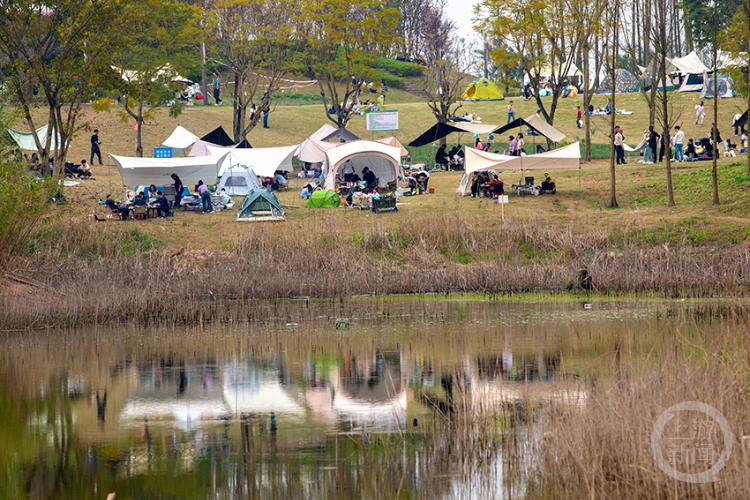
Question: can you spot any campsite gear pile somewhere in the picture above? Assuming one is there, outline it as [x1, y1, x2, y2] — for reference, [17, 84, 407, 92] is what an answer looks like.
[371, 193, 398, 213]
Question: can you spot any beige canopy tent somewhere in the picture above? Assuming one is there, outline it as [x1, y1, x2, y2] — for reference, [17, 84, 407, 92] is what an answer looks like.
[492, 114, 565, 144]
[295, 138, 340, 164]
[456, 142, 581, 196]
[320, 140, 403, 190]
[376, 136, 409, 157]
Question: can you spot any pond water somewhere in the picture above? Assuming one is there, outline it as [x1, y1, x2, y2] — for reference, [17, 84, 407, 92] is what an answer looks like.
[0, 299, 733, 499]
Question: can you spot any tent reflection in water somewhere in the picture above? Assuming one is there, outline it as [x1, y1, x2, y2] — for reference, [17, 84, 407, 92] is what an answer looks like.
[236, 186, 285, 222]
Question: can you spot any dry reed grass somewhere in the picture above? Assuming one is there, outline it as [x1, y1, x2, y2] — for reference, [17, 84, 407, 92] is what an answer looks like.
[527, 312, 750, 499]
[2, 212, 750, 330]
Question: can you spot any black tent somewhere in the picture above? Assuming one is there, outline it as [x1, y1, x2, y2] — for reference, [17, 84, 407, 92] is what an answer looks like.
[493, 118, 541, 137]
[236, 138, 252, 149]
[735, 110, 747, 129]
[408, 122, 472, 147]
[321, 127, 361, 143]
[200, 126, 234, 146]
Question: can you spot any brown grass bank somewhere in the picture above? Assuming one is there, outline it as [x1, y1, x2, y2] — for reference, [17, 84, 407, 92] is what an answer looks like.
[2, 213, 750, 330]
[527, 313, 750, 499]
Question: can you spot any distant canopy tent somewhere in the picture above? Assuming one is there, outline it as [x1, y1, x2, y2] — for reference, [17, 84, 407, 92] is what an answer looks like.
[236, 187, 285, 222]
[109, 153, 229, 186]
[493, 114, 566, 143]
[206, 144, 297, 178]
[461, 78, 505, 101]
[189, 138, 252, 157]
[408, 122, 497, 147]
[159, 125, 198, 153]
[376, 136, 409, 157]
[215, 166, 262, 197]
[7, 125, 61, 151]
[598, 68, 639, 93]
[320, 140, 403, 190]
[295, 139, 341, 164]
[200, 126, 235, 146]
[321, 127, 361, 142]
[456, 142, 581, 196]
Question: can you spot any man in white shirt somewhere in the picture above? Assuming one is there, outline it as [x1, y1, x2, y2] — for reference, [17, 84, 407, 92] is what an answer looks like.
[342, 160, 355, 182]
[673, 125, 685, 162]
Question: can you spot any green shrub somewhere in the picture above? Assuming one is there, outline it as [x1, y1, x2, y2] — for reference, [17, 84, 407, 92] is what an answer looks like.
[374, 57, 425, 77]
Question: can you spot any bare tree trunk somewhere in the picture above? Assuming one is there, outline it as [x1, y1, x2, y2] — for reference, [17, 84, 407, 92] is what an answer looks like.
[712, 23, 720, 205]
[201, 42, 209, 107]
[608, 2, 619, 209]
[584, 42, 592, 162]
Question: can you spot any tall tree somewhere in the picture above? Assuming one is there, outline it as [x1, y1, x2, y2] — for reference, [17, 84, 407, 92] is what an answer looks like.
[477, 0, 582, 149]
[208, 0, 301, 142]
[606, 0, 620, 209]
[0, 0, 122, 175]
[653, 0, 680, 207]
[711, 0, 720, 205]
[568, 0, 606, 162]
[102, 0, 198, 157]
[302, 0, 400, 129]
[725, 2, 750, 176]
[418, 0, 474, 137]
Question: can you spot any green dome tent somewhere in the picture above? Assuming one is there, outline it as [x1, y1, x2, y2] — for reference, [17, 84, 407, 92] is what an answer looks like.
[236, 187, 285, 222]
[305, 190, 340, 208]
[461, 78, 505, 101]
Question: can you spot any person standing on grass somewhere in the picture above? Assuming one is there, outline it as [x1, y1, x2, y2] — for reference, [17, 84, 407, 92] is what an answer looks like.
[197, 180, 212, 213]
[695, 101, 705, 126]
[516, 133, 525, 155]
[509, 135, 517, 156]
[90, 129, 102, 165]
[507, 101, 515, 124]
[171, 173, 183, 209]
[576, 106, 582, 128]
[263, 107, 269, 128]
[733, 113, 745, 136]
[522, 69, 531, 100]
[674, 126, 685, 162]
[212, 72, 222, 106]
[614, 126, 625, 165]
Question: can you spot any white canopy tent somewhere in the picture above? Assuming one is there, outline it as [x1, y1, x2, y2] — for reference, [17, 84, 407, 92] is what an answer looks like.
[159, 125, 198, 153]
[189, 138, 241, 157]
[8, 125, 61, 151]
[457, 143, 581, 195]
[206, 144, 297, 177]
[537, 62, 583, 78]
[110, 153, 229, 186]
[320, 140, 403, 190]
[646, 51, 710, 92]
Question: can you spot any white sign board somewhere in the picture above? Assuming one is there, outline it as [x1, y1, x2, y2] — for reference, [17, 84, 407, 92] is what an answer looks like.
[366, 110, 399, 131]
[498, 195, 509, 204]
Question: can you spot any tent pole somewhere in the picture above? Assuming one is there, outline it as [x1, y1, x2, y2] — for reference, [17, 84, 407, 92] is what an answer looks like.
[578, 163, 581, 193]
[108, 155, 111, 196]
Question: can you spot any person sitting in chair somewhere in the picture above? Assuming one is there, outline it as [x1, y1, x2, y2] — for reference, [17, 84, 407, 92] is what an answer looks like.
[488, 176, 504, 198]
[214, 188, 232, 210]
[79, 159, 92, 179]
[104, 194, 118, 212]
[133, 193, 147, 207]
[435, 144, 449, 169]
[541, 173, 555, 193]
[362, 167, 377, 189]
[155, 191, 170, 218]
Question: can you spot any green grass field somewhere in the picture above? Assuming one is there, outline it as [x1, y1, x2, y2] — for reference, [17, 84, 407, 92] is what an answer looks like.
[15, 90, 750, 253]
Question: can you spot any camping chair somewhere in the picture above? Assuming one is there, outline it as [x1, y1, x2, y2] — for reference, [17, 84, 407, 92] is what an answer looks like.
[133, 205, 148, 220]
[512, 176, 534, 196]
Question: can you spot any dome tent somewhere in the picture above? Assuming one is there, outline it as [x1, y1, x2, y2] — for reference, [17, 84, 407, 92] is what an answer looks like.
[598, 68, 639, 93]
[461, 78, 505, 101]
[305, 190, 340, 208]
[236, 187, 285, 222]
[215, 166, 261, 197]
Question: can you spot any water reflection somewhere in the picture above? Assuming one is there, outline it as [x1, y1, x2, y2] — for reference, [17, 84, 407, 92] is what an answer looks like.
[0, 299, 722, 499]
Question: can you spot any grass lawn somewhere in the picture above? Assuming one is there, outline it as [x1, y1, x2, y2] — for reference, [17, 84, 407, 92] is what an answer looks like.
[14, 90, 750, 253]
